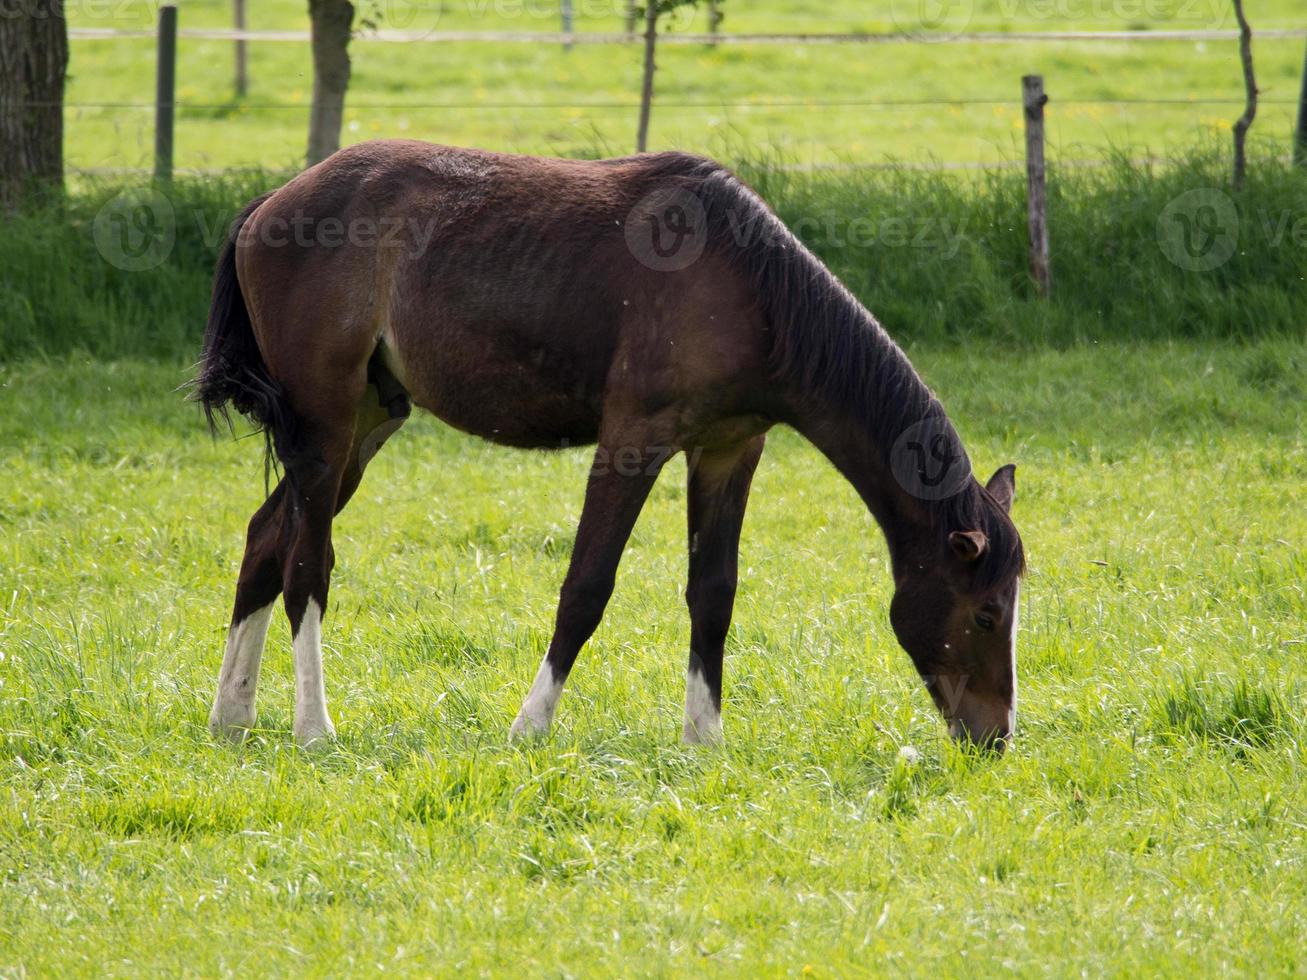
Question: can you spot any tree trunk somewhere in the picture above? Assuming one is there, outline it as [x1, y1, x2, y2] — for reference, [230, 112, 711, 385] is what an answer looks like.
[235, 0, 248, 98]
[0, 0, 68, 213]
[1294, 40, 1307, 169]
[306, 0, 354, 167]
[636, 2, 657, 152]
[1231, 0, 1257, 190]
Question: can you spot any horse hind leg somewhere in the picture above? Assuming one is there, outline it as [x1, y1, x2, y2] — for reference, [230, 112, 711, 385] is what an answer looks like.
[333, 352, 411, 516]
[282, 352, 410, 746]
[209, 479, 288, 741]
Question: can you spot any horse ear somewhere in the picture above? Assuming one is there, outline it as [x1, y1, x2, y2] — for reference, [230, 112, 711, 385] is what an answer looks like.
[949, 530, 988, 563]
[986, 463, 1016, 512]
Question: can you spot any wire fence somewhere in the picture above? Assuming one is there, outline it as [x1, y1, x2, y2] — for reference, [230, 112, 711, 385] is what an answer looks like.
[62, 19, 1307, 172]
[68, 27, 1307, 43]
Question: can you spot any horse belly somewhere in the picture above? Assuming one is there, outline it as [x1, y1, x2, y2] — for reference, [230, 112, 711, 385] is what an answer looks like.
[384, 318, 608, 449]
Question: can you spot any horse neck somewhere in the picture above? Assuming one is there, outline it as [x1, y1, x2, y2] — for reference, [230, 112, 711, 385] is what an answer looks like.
[771, 303, 948, 573]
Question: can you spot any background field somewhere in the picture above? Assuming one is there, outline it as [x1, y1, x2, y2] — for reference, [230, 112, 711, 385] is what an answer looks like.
[3, 0, 1307, 974]
[65, 0, 1307, 170]
[1, 341, 1305, 974]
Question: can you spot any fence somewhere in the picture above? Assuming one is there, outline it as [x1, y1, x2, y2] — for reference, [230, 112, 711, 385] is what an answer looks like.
[68, 17, 1307, 175]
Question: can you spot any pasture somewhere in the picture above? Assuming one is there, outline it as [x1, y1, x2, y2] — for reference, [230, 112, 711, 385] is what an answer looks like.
[2, 336, 1305, 972]
[64, 0, 1307, 169]
[4, 0, 1307, 970]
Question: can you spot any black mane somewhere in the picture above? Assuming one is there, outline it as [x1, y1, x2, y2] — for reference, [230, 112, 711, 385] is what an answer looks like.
[644, 153, 1025, 590]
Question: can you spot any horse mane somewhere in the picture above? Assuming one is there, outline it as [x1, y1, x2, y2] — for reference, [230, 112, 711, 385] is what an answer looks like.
[636, 152, 1025, 589]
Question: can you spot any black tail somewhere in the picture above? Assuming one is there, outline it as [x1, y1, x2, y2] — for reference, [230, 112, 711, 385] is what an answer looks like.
[192, 192, 297, 479]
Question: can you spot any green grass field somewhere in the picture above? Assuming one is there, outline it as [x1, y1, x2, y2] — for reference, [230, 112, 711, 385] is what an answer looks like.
[1, 337, 1305, 973]
[64, 0, 1307, 170]
[5, 0, 1307, 970]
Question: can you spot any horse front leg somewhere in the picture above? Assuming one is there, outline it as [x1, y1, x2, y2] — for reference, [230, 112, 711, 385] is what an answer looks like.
[682, 435, 765, 745]
[509, 420, 670, 740]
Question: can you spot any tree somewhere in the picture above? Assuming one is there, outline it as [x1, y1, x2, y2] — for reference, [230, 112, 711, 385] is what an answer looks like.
[306, 0, 355, 167]
[0, 0, 68, 212]
[1230, 0, 1257, 190]
[635, 0, 721, 153]
[1294, 40, 1306, 169]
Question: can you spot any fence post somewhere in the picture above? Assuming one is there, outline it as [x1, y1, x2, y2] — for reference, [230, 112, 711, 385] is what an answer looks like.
[561, 0, 573, 50]
[707, 0, 722, 44]
[234, 0, 247, 97]
[624, 0, 636, 35]
[1022, 74, 1050, 298]
[1295, 40, 1307, 168]
[154, 4, 177, 181]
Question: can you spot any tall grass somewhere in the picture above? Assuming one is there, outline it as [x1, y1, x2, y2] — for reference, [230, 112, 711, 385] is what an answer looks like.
[3, 149, 1304, 361]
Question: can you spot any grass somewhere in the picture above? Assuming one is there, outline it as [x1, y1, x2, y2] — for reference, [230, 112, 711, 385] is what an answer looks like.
[1, 337, 1305, 973]
[8, 5, 1307, 966]
[4, 150, 1307, 363]
[63, 0, 1307, 170]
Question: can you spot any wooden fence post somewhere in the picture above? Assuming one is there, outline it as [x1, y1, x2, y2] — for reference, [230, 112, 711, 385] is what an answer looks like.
[707, 0, 722, 44]
[234, 0, 247, 97]
[154, 4, 177, 181]
[561, 0, 573, 50]
[636, 1, 656, 151]
[1022, 74, 1050, 298]
[1294, 40, 1307, 168]
[624, 0, 637, 35]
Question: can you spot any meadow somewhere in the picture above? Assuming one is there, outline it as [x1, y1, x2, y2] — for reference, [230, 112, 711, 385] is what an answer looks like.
[63, 0, 1307, 170]
[1, 337, 1305, 973]
[3, 0, 1307, 972]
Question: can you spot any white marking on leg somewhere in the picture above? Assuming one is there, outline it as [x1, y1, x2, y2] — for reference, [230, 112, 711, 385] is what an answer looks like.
[1008, 582, 1021, 736]
[209, 602, 274, 741]
[292, 598, 335, 746]
[682, 667, 722, 746]
[509, 655, 563, 740]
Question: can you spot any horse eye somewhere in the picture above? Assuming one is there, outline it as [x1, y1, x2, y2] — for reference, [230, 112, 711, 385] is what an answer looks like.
[973, 611, 997, 632]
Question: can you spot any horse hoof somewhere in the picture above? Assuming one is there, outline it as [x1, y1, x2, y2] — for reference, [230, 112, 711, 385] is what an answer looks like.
[294, 720, 336, 749]
[681, 722, 723, 747]
[209, 706, 255, 744]
[508, 715, 549, 742]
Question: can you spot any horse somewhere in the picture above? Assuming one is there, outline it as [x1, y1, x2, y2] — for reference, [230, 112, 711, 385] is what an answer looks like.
[195, 140, 1024, 752]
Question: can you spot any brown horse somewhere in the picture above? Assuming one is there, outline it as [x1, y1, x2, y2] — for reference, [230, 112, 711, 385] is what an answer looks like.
[196, 140, 1024, 751]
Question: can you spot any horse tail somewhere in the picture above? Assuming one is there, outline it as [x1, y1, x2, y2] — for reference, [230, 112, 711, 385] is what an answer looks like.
[192, 192, 297, 477]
